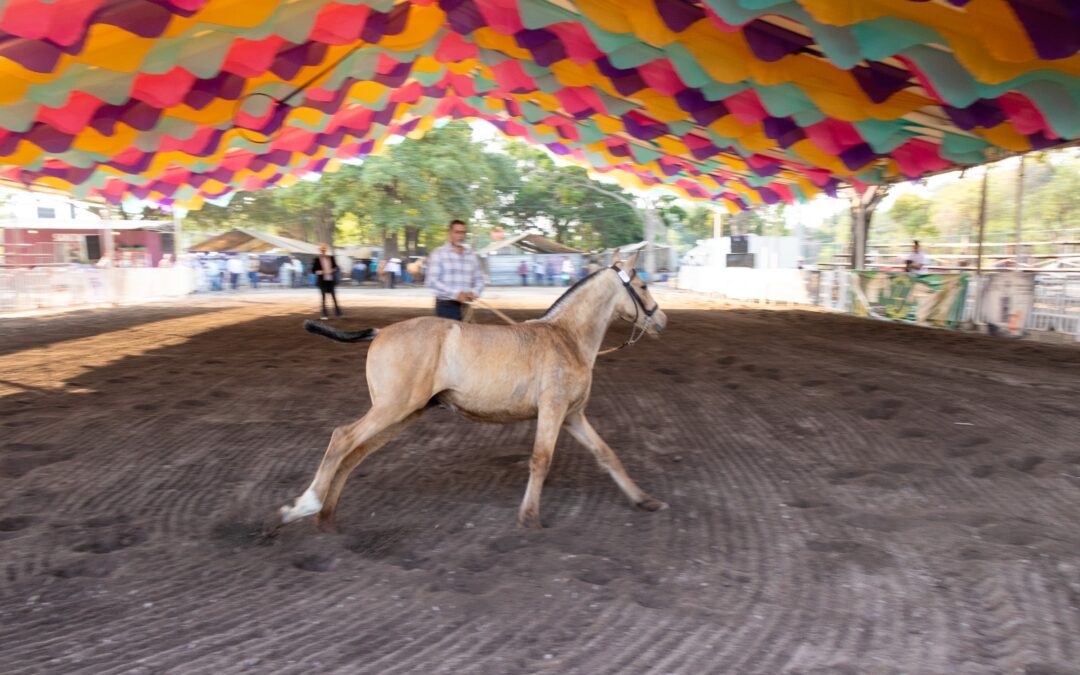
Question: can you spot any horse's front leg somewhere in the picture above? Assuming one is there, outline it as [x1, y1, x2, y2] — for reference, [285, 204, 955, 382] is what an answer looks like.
[518, 403, 568, 529]
[564, 410, 667, 512]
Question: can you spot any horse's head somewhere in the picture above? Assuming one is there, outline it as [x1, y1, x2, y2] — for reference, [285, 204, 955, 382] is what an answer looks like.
[610, 250, 667, 337]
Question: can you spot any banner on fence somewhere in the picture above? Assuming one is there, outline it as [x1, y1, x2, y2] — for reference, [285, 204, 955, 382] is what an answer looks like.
[850, 272, 969, 328]
[975, 272, 1035, 337]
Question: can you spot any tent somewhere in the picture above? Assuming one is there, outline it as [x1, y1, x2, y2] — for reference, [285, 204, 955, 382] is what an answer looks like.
[189, 228, 321, 255]
[0, 1, 1077, 216]
[479, 231, 582, 256]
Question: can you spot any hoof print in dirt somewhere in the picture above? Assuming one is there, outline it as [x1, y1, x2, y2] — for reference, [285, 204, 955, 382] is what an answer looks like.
[73, 527, 147, 554]
[50, 557, 117, 579]
[210, 519, 278, 548]
[0, 515, 34, 535]
[292, 554, 334, 573]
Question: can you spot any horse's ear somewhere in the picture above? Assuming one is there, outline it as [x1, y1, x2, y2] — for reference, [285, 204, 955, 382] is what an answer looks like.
[610, 249, 621, 266]
[626, 250, 641, 269]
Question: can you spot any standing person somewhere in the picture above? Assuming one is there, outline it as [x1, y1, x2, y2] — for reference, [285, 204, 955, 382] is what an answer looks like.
[545, 258, 556, 286]
[904, 240, 929, 274]
[226, 255, 243, 290]
[312, 243, 343, 320]
[426, 219, 484, 321]
[384, 257, 401, 289]
[532, 258, 545, 286]
[518, 260, 529, 286]
[561, 257, 574, 286]
[247, 255, 260, 289]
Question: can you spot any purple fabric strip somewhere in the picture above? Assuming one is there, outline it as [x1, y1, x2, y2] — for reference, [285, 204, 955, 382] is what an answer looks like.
[595, 57, 646, 96]
[439, 0, 484, 35]
[943, 98, 1005, 130]
[0, 38, 62, 73]
[1006, 0, 1080, 60]
[95, 1, 174, 38]
[763, 116, 805, 148]
[742, 19, 813, 62]
[654, 0, 706, 32]
[852, 61, 912, 104]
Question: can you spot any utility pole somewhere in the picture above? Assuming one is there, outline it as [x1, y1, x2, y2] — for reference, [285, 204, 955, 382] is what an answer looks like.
[1014, 154, 1025, 268]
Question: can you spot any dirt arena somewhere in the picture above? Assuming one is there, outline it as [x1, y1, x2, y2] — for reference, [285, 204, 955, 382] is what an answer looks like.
[2, 287, 1079, 674]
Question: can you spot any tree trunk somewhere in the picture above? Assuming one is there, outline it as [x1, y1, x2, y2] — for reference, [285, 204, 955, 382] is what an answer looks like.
[314, 207, 335, 247]
[849, 185, 889, 270]
[403, 226, 420, 257]
[383, 231, 400, 258]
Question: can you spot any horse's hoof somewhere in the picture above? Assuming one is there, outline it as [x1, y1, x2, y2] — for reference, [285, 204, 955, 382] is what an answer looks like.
[517, 512, 544, 529]
[315, 515, 339, 533]
[636, 496, 668, 512]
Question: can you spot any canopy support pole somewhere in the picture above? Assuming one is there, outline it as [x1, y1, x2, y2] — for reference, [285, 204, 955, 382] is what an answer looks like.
[976, 166, 989, 275]
[1014, 154, 1025, 268]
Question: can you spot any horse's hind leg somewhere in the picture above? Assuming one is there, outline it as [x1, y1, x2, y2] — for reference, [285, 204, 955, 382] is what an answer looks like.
[316, 410, 423, 527]
[280, 406, 411, 524]
[563, 411, 667, 511]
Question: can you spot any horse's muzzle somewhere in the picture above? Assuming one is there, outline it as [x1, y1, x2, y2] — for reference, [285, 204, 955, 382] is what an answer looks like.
[647, 311, 668, 336]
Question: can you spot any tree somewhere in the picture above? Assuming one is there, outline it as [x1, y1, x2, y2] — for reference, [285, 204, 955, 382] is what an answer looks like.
[888, 193, 936, 239]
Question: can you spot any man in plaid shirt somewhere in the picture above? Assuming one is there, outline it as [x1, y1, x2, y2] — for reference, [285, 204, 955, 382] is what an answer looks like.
[426, 219, 485, 321]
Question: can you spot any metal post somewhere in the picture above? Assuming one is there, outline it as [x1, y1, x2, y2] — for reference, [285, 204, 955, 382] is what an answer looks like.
[975, 165, 989, 275]
[1014, 154, 1025, 268]
[852, 193, 866, 270]
[712, 209, 722, 240]
[643, 201, 656, 276]
[172, 211, 183, 260]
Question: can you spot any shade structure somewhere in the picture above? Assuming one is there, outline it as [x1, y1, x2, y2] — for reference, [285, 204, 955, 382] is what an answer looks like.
[189, 227, 320, 254]
[1, 0, 1078, 213]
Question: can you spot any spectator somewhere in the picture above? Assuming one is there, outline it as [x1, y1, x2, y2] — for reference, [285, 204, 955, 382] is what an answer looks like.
[311, 243, 342, 320]
[561, 257, 574, 286]
[904, 240, 929, 274]
[384, 257, 402, 289]
[545, 258, 557, 286]
[518, 260, 529, 286]
[226, 255, 244, 290]
[247, 255, 260, 289]
[533, 258, 545, 286]
[351, 260, 366, 285]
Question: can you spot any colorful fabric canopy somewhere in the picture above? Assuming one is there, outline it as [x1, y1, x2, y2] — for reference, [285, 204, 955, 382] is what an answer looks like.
[0, 0, 1078, 212]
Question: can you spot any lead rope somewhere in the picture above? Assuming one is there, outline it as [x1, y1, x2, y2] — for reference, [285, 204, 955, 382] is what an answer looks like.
[469, 298, 632, 356]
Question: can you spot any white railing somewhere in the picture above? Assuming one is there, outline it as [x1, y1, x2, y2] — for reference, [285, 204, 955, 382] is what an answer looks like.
[677, 266, 1080, 341]
[1028, 274, 1080, 337]
[0, 266, 197, 314]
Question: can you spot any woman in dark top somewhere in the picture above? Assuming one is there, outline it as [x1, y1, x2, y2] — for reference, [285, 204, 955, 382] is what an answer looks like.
[311, 244, 343, 320]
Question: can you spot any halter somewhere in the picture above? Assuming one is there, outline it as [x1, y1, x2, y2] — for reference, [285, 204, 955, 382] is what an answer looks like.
[603, 264, 659, 354]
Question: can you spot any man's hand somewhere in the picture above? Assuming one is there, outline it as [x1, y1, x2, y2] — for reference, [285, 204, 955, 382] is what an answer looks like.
[456, 291, 476, 303]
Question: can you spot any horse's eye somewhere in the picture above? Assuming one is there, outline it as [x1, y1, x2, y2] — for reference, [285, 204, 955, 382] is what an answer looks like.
[641, 284, 648, 290]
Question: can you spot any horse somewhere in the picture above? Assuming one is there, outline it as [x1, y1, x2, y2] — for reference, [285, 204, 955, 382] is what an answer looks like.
[279, 250, 668, 529]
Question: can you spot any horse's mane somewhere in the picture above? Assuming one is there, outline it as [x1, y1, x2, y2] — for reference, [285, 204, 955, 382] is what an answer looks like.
[539, 269, 606, 319]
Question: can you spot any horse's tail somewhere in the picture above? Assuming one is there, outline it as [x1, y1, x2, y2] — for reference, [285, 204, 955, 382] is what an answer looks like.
[303, 320, 378, 343]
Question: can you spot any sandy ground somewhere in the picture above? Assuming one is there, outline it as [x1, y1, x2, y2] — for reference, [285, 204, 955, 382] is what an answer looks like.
[1, 286, 1079, 674]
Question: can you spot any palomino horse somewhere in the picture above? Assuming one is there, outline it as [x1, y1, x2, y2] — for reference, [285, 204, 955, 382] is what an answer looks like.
[280, 251, 668, 529]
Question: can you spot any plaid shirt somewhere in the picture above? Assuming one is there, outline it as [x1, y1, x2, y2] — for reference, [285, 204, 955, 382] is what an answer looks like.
[426, 243, 484, 301]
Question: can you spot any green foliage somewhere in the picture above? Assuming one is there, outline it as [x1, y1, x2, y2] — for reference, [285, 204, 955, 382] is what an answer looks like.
[888, 193, 936, 239]
[185, 121, 653, 252]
